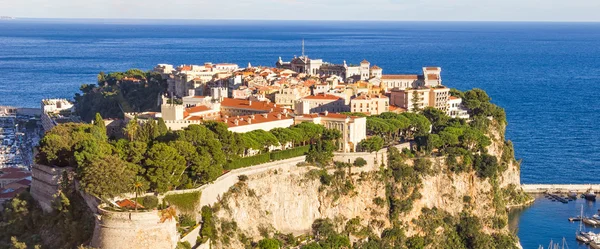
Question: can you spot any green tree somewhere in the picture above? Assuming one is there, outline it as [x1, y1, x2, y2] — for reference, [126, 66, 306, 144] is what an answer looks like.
[78, 155, 136, 198]
[411, 91, 422, 112]
[144, 143, 186, 193]
[358, 136, 384, 153]
[258, 238, 281, 249]
[123, 118, 141, 142]
[353, 157, 367, 167]
[93, 113, 106, 136]
[156, 117, 168, 136]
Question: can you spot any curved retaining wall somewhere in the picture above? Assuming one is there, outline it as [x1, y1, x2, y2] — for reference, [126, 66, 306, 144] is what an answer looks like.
[90, 206, 178, 249]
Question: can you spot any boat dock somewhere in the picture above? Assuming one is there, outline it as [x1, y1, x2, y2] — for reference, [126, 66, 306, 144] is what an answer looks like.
[522, 184, 600, 194]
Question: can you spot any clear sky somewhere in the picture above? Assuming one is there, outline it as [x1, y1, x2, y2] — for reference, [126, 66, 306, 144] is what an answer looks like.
[2, 0, 600, 22]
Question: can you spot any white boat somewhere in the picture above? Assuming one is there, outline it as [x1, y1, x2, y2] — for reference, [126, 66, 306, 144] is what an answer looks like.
[577, 205, 591, 244]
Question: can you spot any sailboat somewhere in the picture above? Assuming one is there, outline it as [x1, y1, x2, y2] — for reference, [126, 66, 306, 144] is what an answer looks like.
[576, 205, 592, 244]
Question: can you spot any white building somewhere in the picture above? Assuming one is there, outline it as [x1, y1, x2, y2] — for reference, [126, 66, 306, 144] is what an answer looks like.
[294, 111, 367, 152]
[40, 99, 76, 132]
[294, 94, 349, 115]
[447, 96, 470, 119]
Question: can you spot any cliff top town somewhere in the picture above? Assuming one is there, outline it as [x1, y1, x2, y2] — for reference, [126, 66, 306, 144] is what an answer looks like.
[41, 54, 469, 153]
[4, 52, 526, 249]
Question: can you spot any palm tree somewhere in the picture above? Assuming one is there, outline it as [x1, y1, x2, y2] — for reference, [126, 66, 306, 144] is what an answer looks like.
[123, 118, 139, 141]
[132, 176, 144, 212]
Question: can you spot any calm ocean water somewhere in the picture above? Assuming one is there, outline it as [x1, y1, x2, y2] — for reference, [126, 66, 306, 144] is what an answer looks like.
[1, 19, 599, 247]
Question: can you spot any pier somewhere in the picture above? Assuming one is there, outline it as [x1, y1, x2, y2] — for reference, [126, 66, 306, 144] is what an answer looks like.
[522, 184, 600, 194]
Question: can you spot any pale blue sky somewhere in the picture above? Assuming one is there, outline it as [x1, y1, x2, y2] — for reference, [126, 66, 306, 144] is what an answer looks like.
[2, 0, 600, 22]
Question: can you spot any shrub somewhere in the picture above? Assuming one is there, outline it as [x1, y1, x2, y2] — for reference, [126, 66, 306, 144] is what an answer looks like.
[199, 206, 215, 243]
[270, 145, 309, 160]
[373, 197, 386, 207]
[176, 241, 192, 249]
[178, 214, 196, 227]
[258, 238, 281, 249]
[238, 175, 249, 181]
[225, 153, 270, 170]
[164, 192, 201, 214]
[320, 172, 333, 186]
[135, 195, 159, 209]
[353, 157, 367, 167]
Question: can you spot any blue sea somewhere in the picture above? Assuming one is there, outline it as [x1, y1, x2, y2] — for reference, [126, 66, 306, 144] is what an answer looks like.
[1, 19, 599, 247]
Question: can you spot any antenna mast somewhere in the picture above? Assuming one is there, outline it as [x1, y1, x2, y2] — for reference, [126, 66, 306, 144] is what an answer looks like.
[302, 39, 305, 57]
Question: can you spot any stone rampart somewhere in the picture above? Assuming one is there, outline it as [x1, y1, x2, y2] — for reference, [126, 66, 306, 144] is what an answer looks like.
[30, 163, 73, 212]
[90, 205, 178, 249]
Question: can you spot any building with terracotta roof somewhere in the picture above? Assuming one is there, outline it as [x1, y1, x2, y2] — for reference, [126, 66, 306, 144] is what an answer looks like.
[294, 111, 366, 152]
[294, 94, 349, 115]
[0, 168, 31, 188]
[218, 111, 294, 133]
[390, 86, 450, 112]
[350, 94, 390, 115]
[381, 75, 421, 91]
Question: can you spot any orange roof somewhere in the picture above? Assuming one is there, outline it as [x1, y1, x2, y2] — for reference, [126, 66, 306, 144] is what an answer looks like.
[427, 74, 440, 80]
[220, 98, 282, 112]
[116, 199, 144, 209]
[303, 94, 342, 101]
[449, 96, 459, 100]
[299, 112, 361, 120]
[185, 105, 212, 113]
[371, 65, 382, 70]
[425, 67, 440, 70]
[381, 75, 419, 80]
[179, 65, 192, 71]
[218, 112, 292, 127]
[361, 59, 370, 64]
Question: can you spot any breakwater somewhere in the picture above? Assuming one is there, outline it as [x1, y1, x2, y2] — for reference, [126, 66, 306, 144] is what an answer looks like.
[522, 184, 600, 193]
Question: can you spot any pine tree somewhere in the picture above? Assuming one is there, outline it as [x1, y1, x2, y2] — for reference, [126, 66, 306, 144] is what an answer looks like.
[411, 91, 422, 113]
[157, 117, 168, 136]
[93, 113, 106, 136]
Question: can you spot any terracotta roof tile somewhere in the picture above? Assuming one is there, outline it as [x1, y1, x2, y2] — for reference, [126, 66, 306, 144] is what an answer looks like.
[381, 75, 419, 80]
[303, 94, 342, 101]
[185, 105, 212, 113]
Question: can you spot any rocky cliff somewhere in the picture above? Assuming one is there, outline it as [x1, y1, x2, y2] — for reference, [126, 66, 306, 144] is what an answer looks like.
[207, 121, 529, 248]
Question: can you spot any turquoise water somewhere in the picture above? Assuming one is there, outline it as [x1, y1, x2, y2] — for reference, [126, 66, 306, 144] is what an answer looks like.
[1, 20, 599, 246]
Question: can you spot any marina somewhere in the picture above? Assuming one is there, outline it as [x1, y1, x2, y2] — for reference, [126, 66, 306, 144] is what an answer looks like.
[0, 108, 40, 171]
[511, 195, 600, 249]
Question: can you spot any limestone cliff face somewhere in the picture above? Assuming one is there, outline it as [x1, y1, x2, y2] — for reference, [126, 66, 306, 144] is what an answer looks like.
[210, 122, 526, 248]
[217, 168, 389, 239]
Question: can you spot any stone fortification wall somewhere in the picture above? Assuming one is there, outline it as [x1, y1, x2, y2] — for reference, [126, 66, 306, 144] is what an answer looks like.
[90, 205, 178, 249]
[333, 142, 410, 171]
[30, 163, 73, 212]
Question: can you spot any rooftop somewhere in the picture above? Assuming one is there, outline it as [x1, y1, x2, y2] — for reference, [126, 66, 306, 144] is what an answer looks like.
[381, 75, 419, 80]
[220, 98, 283, 112]
[303, 94, 342, 101]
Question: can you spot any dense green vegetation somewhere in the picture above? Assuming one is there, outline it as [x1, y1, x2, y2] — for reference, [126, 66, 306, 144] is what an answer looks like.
[164, 192, 201, 214]
[75, 69, 167, 122]
[36, 117, 340, 196]
[413, 207, 519, 249]
[0, 184, 94, 248]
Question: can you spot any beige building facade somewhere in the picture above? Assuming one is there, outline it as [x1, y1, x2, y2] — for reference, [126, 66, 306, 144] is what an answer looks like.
[294, 112, 367, 152]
